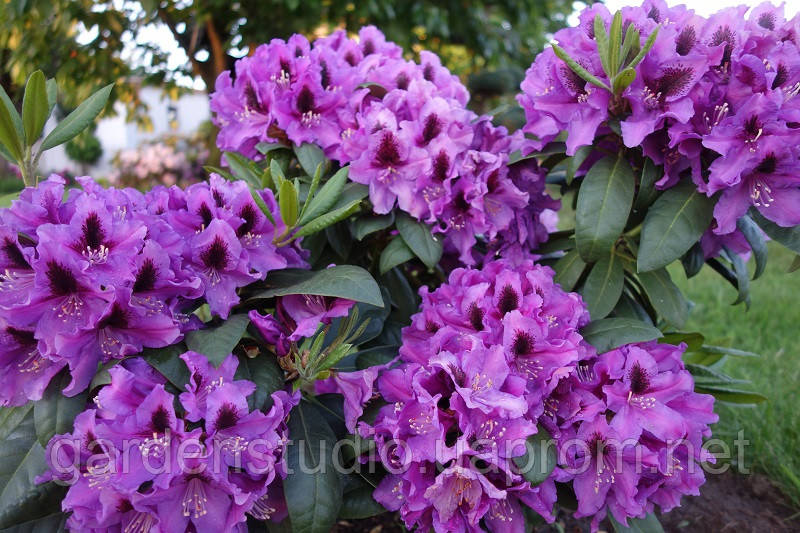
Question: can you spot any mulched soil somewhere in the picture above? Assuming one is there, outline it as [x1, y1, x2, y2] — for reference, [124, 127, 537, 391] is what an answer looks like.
[333, 471, 799, 532]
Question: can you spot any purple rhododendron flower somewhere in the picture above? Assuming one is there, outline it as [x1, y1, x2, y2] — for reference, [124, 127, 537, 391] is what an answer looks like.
[0, 174, 288, 403]
[365, 259, 716, 532]
[518, 0, 800, 246]
[209, 27, 555, 264]
[39, 352, 299, 532]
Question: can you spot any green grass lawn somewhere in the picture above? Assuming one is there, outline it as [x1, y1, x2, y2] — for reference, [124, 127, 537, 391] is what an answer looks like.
[672, 242, 800, 507]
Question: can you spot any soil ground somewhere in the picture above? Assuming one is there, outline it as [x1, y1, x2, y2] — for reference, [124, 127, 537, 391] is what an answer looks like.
[333, 471, 799, 532]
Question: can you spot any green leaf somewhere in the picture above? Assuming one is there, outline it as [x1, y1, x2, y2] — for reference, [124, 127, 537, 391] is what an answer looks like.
[255, 266, 383, 307]
[255, 142, 288, 155]
[297, 167, 348, 226]
[395, 213, 442, 269]
[379, 236, 415, 274]
[185, 314, 251, 367]
[0, 411, 48, 527]
[581, 318, 663, 353]
[722, 247, 750, 307]
[582, 253, 624, 319]
[338, 485, 385, 519]
[513, 426, 556, 486]
[235, 354, 285, 411]
[204, 165, 236, 182]
[620, 24, 640, 68]
[686, 364, 749, 385]
[638, 268, 688, 328]
[279, 179, 299, 227]
[224, 151, 262, 188]
[750, 209, 800, 254]
[21, 71, 48, 146]
[694, 385, 767, 404]
[700, 345, 759, 358]
[0, 512, 67, 533]
[0, 405, 33, 441]
[284, 401, 342, 533]
[45, 80, 57, 119]
[634, 159, 662, 211]
[627, 25, 660, 70]
[33, 371, 88, 447]
[551, 43, 610, 91]
[353, 214, 394, 241]
[566, 145, 592, 185]
[0, 85, 24, 142]
[610, 512, 665, 533]
[294, 199, 361, 238]
[250, 186, 276, 225]
[608, 11, 623, 74]
[0, 87, 23, 163]
[294, 143, 330, 177]
[612, 67, 636, 94]
[638, 181, 714, 272]
[40, 83, 113, 151]
[680, 242, 705, 279]
[553, 249, 586, 291]
[659, 331, 704, 351]
[270, 159, 287, 189]
[355, 345, 398, 370]
[143, 344, 190, 388]
[594, 15, 611, 78]
[576, 155, 635, 262]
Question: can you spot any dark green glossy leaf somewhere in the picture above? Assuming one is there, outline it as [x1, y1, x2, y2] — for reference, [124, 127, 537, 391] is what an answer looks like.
[576, 155, 635, 262]
[0, 410, 48, 528]
[284, 401, 342, 533]
[379, 237, 415, 274]
[638, 268, 688, 328]
[722, 247, 750, 307]
[338, 485, 385, 519]
[694, 385, 767, 404]
[355, 345, 398, 370]
[255, 266, 383, 307]
[295, 199, 361, 238]
[143, 344, 191, 388]
[610, 512, 665, 533]
[553, 249, 586, 291]
[634, 159, 662, 211]
[659, 332, 704, 351]
[235, 354, 285, 411]
[680, 242, 704, 279]
[185, 314, 250, 367]
[638, 181, 714, 272]
[40, 83, 113, 150]
[352, 214, 394, 241]
[223, 151, 262, 188]
[294, 143, 330, 177]
[0, 512, 67, 533]
[566, 145, 592, 185]
[582, 253, 624, 320]
[396, 213, 442, 269]
[513, 426, 556, 486]
[750, 209, 800, 253]
[736, 215, 767, 279]
[33, 371, 88, 447]
[581, 318, 663, 353]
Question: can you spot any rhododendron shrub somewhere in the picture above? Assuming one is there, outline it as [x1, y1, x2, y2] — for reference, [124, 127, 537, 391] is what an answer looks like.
[0, 3, 799, 533]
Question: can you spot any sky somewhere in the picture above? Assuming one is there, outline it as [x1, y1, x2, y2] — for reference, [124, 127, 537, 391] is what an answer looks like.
[107, 0, 800, 90]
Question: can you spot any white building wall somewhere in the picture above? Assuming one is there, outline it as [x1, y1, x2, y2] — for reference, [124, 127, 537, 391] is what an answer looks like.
[39, 87, 211, 177]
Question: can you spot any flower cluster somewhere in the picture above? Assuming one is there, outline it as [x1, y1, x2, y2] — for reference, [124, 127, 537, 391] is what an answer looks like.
[39, 353, 298, 532]
[210, 27, 556, 263]
[546, 341, 718, 530]
[363, 259, 592, 531]
[364, 259, 717, 532]
[0, 174, 296, 405]
[519, 0, 800, 237]
[110, 138, 208, 189]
